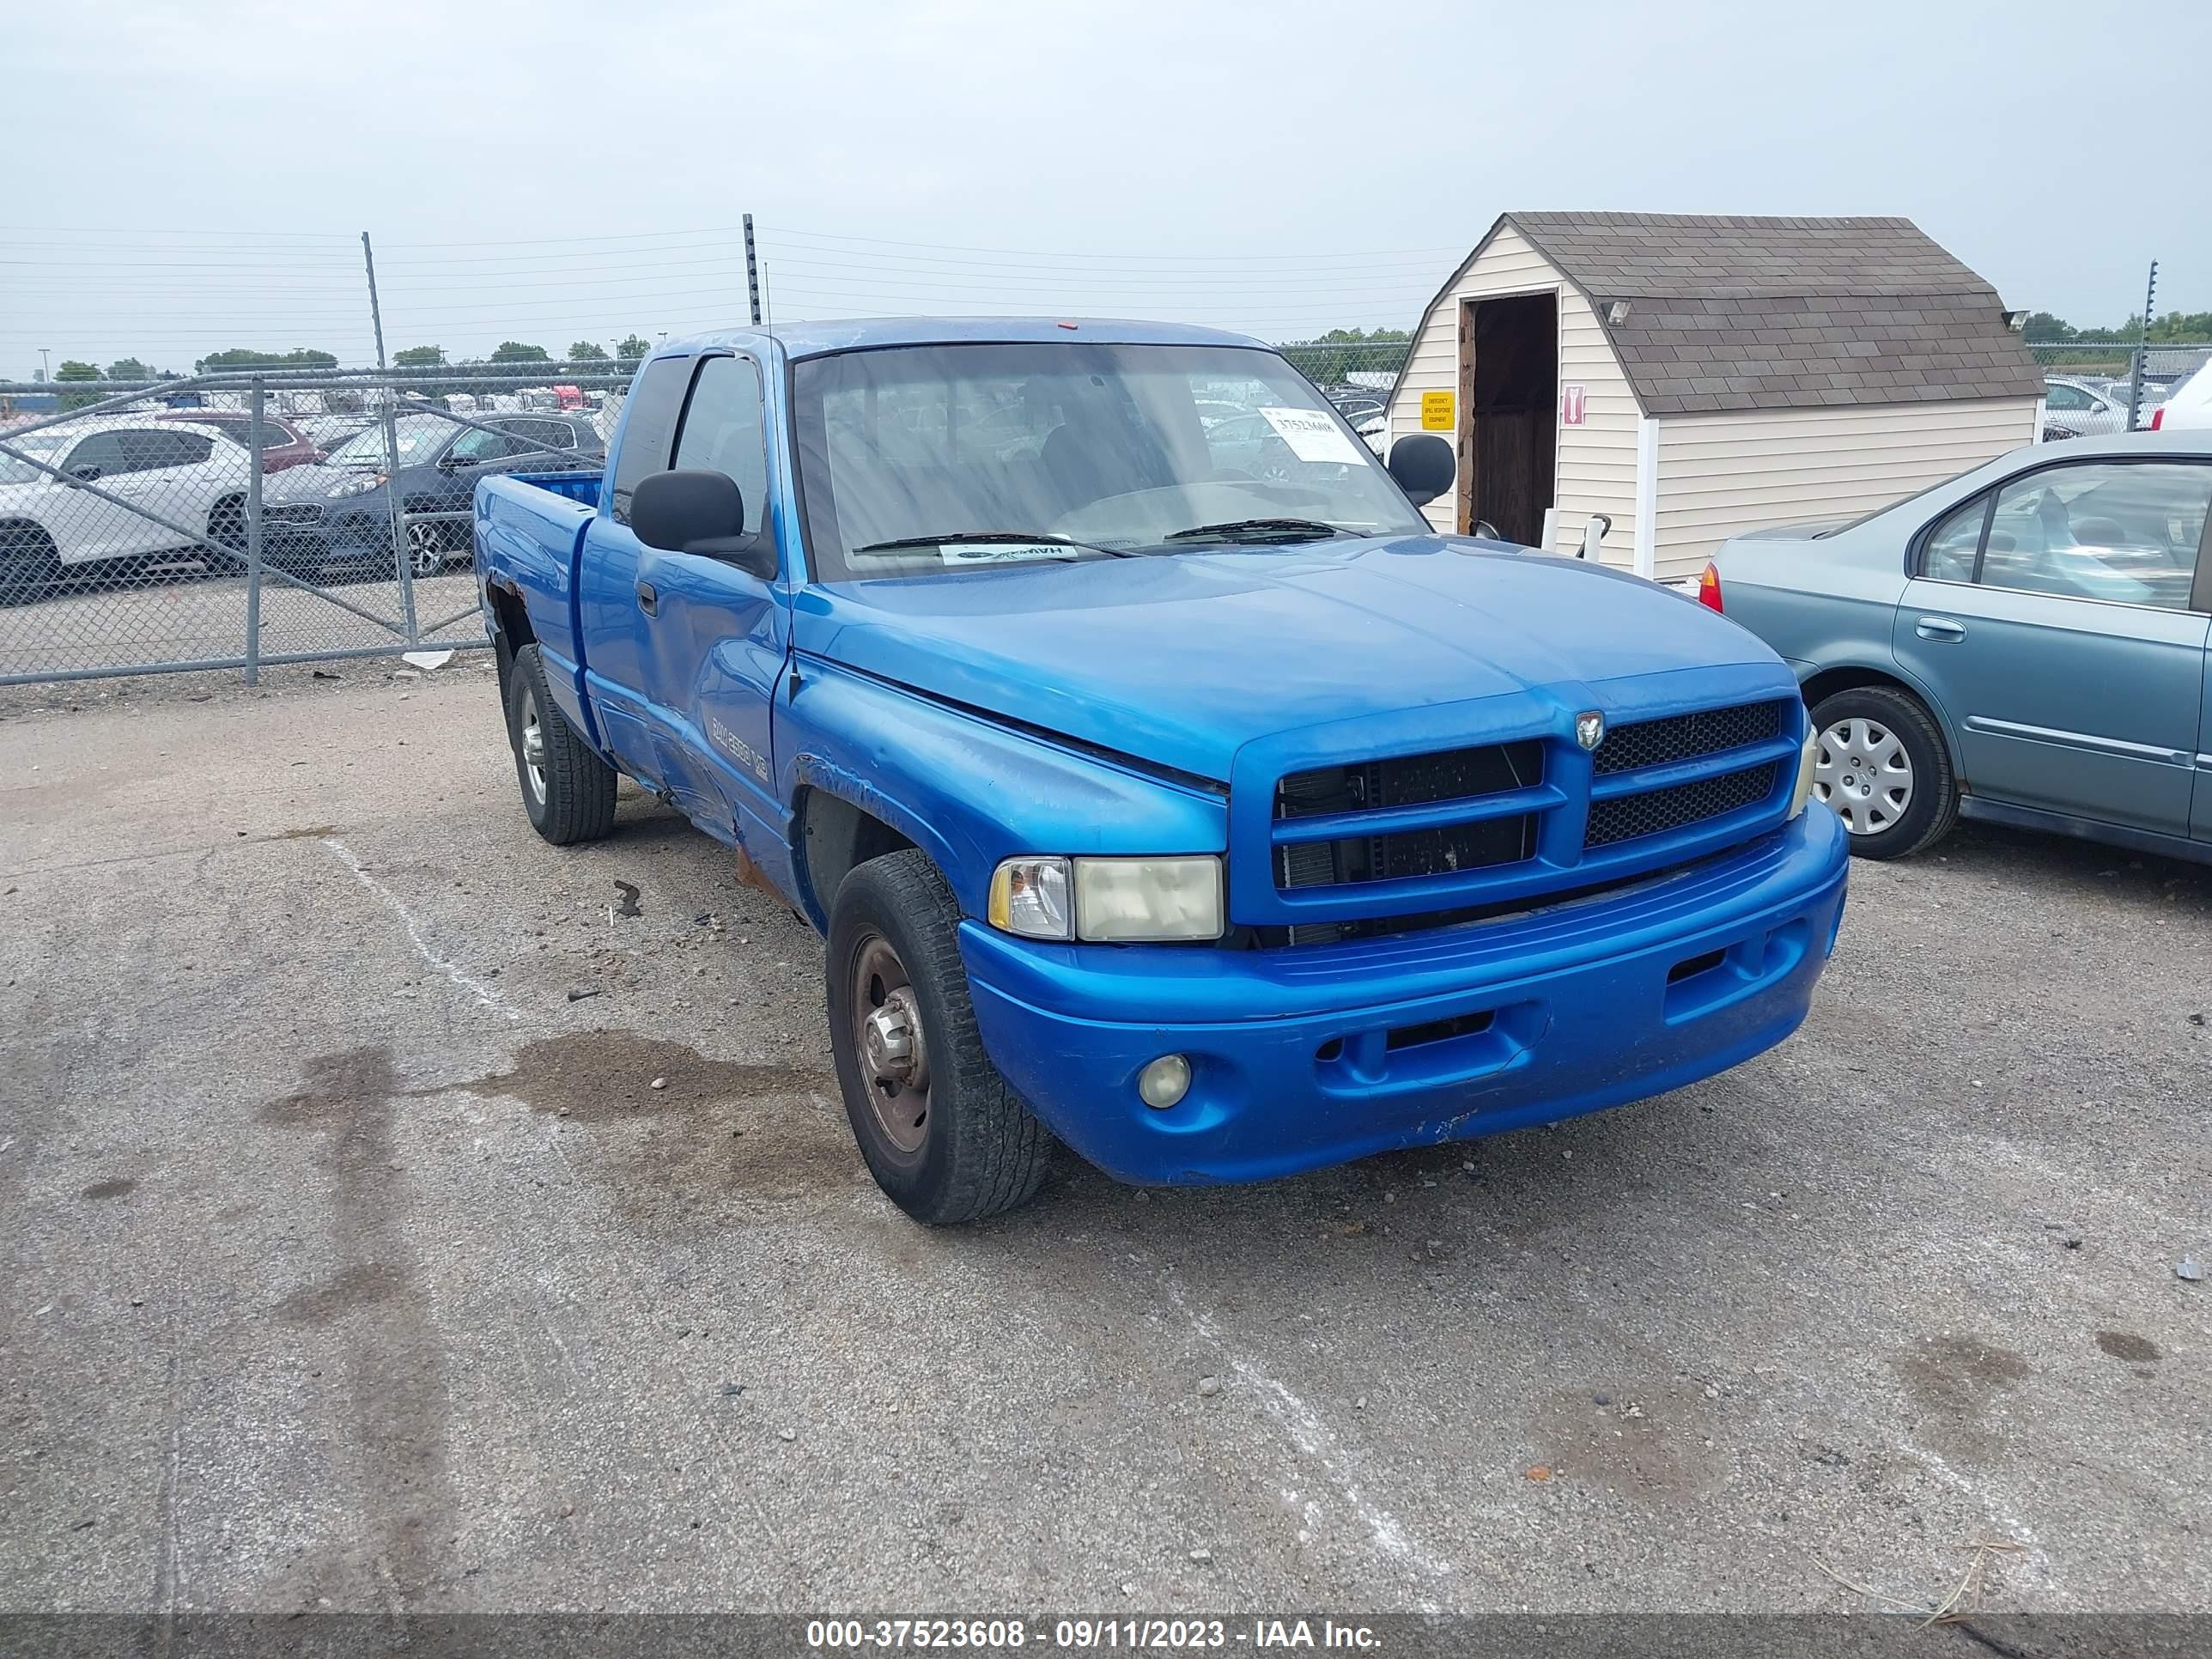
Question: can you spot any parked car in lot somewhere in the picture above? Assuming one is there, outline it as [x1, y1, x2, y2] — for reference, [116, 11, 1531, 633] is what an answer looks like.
[0, 416, 252, 600]
[2148, 358, 2212, 431]
[474, 318, 1845, 1224]
[156, 409, 322, 471]
[2041, 374, 2136, 440]
[1706, 431, 2211, 866]
[259, 411, 601, 578]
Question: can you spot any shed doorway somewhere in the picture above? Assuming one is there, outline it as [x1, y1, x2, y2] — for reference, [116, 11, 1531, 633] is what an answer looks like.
[1456, 293, 1558, 544]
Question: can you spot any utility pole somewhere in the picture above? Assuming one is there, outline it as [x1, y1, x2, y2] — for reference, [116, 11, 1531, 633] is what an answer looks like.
[361, 231, 390, 370]
[744, 214, 762, 326]
[2126, 259, 2157, 431]
[39, 348, 50, 381]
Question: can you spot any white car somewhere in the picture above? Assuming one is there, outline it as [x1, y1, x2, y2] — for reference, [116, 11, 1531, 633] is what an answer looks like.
[2040, 374, 2136, 439]
[2146, 359, 2212, 431]
[0, 416, 255, 600]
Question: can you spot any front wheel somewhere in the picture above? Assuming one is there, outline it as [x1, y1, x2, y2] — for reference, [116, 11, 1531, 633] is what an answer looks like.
[0, 523, 63, 605]
[504, 642, 617, 844]
[405, 520, 448, 579]
[1808, 684, 1958, 860]
[827, 850, 1052, 1224]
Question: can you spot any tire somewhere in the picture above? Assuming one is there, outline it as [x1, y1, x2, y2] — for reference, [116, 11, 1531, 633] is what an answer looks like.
[826, 849, 1052, 1224]
[0, 522, 63, 605]
[1808, 684, 1959, 860]
[504, 642, 617, 845]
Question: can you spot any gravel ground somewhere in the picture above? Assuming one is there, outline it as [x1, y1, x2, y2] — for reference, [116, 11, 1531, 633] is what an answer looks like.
[2, 665, 2207, 1617]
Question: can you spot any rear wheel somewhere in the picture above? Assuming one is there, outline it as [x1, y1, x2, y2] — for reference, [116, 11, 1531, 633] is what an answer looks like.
[1808, 684, 1958, 860]
[0, 523, 62, 605]
[827, 850, 1052, 1224]
[405, 521, 447, 579]
[504, 642, 617, 844]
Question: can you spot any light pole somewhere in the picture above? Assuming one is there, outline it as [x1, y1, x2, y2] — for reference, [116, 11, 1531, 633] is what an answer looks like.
[39, 348, 51, 380]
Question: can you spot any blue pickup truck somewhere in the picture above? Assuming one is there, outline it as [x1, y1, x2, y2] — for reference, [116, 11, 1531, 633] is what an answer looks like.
[475, 318, 1847, 1223]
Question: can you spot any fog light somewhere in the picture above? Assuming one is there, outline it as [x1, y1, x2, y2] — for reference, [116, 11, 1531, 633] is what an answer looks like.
[1136, 1054, 1192, 1110]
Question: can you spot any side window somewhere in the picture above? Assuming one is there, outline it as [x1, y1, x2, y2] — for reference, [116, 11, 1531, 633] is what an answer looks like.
[1982, 461, 2209, 611]
[510, 418, 573, 452]
[64, 432, 136, 477]
[672, 356, 770, 534]
[1920, 492, 1987, 581]
[611, 355, 695, 524]
[143, 429, 214, 467]
[449, 424, 532, 464]
[2044, 383, 2090, 411]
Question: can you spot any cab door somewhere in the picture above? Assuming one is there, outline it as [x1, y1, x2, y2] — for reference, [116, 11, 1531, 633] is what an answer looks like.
[1893, 456, 2210, 837]
[630, 351, 789, 850]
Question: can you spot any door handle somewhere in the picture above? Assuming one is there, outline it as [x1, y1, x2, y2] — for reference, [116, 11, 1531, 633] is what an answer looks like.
[1915, 616, 1966, 642]
[635, 580, 658, 617]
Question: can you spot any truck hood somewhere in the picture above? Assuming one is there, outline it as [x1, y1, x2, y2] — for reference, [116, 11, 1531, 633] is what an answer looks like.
[793, 535, 1788, 783]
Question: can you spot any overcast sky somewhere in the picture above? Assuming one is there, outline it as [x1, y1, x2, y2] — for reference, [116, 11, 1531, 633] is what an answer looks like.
[6, 0, 2207, 378]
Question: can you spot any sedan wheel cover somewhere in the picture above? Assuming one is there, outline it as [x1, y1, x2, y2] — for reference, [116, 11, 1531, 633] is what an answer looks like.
[1814, 716, 1913, 836]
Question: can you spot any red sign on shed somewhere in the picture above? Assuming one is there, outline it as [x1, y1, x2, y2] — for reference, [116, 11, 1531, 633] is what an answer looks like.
[1560, 385, 1587, 426]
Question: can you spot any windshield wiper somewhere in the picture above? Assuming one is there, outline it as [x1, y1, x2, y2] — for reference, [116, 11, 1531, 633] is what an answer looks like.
[1160, 518, 1358, 545]
[852, 530, 1123, 556]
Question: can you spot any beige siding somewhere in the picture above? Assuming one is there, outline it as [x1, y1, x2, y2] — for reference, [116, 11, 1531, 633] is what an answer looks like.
[1651, 398, 2039, 580]
[1387, 225, 1639, 567]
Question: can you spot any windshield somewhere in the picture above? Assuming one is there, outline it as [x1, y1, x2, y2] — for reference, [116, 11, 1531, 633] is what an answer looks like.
[791, 342, 1428, 581]
[324, 416, 447, 468]
[0, 432, 71, 486]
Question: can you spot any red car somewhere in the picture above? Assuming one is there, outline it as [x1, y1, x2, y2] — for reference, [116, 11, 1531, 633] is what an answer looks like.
[156, 410, 322, 472]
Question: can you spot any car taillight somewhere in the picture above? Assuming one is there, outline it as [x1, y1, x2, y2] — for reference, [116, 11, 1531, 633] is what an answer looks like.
[2148, 405, 2164, 430]
[1696, 560, 1723, 612]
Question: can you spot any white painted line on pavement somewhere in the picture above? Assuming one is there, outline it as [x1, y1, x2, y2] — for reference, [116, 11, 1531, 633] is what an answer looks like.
[1167, 1280, 1453, 1593]
[322, 835, 520, 1021]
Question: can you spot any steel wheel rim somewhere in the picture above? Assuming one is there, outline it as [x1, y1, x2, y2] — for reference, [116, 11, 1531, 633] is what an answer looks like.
[1814, 715, 1913, 836]
[519, 688, 548, 805]
[851, 933, 930, 1156]
[406, 523, 441, 577]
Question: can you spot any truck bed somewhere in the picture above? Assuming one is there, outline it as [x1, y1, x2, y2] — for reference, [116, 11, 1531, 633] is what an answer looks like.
[475, 470, 605, 720]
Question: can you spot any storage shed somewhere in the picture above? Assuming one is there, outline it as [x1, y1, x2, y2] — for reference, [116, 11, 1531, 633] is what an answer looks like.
[1384, 213, 2046, 580]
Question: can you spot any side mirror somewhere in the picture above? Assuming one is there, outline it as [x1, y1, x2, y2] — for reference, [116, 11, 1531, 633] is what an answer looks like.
[630, 468, 776, 580]
[70, 464, 101, 483]
[1386, 433, 1453, 507]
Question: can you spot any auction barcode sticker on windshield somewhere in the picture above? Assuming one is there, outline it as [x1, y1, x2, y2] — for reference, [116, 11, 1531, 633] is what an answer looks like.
[1258, 406, 1364, 465]
[936, 543, 1078, 565]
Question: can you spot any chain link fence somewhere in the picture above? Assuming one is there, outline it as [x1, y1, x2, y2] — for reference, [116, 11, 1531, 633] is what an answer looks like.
[2027, 340, 2210, 438]
[0, 363, 630, 684]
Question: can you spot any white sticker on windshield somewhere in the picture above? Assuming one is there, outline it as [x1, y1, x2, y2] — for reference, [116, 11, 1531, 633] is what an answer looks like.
[935, 543, 1077, 566]
[1258, 405, 1364, 465]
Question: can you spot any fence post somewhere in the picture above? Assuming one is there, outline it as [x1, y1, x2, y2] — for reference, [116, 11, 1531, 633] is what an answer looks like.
[382, 393, 421, 647]
[245, 378, 266, 686]
[2125, 259, 2158, 430]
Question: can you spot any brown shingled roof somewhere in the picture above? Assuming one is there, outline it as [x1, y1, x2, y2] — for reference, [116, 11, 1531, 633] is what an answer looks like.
[1406, 212, 2045, 417]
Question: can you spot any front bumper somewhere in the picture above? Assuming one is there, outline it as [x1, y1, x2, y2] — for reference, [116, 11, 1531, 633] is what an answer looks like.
[960, 805, 1849, 1185]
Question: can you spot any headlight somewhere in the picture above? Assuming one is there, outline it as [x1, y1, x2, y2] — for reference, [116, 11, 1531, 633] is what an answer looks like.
[988, 855, 1224, 942]
[1787, 729, 1818, 819]
[325, 471, 385, 499]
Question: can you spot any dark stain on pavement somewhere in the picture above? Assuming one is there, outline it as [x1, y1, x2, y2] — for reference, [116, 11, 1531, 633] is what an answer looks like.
[1894, 1334, 2029, 1461]
[465, 1030, 854, 1216]
[262, 824, 340, 842]
[272, 1262, 409, 1326]
[256, 1044, 453, 1602]
[2094, 1331, 2160, 1364]
[463, 1029, 828, 1125]
[79, 1177, 137, 1200]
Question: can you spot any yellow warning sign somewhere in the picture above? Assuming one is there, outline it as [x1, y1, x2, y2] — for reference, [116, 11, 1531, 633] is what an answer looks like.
[1420, 390, 1456, 431]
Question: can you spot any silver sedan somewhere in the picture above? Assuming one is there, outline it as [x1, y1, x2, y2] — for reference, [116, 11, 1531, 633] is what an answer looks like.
[1704, 431, 2212, 866]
